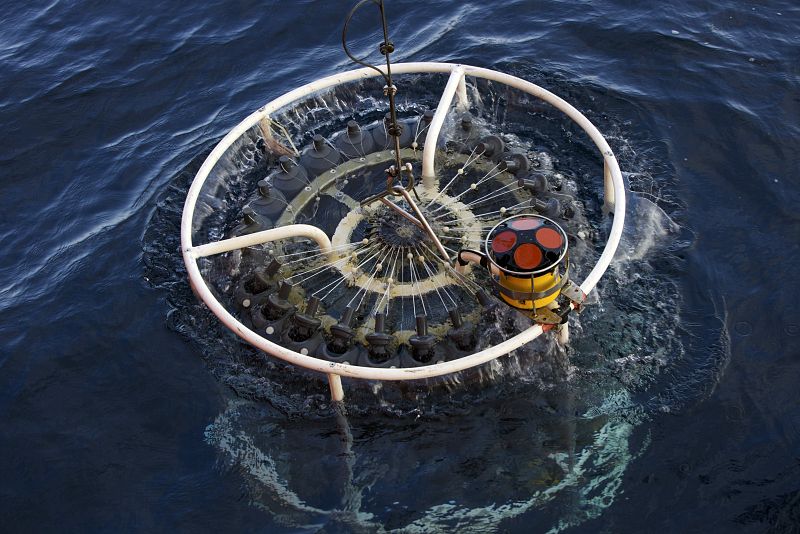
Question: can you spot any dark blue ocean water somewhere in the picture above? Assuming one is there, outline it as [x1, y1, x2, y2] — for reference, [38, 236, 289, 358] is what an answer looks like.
[1, 0, 799, 531]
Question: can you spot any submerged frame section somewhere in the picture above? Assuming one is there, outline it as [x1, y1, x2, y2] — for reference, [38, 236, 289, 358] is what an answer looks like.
[180, 62, 626, 401]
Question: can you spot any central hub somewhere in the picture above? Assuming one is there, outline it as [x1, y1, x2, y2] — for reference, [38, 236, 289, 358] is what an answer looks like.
[329, 188, 484, 298]
[395, 225, 416, 239]
[371, 208, 428, 248]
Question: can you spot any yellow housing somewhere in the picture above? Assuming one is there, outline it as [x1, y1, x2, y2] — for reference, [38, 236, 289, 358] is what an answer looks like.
[498, 269, 562, 312]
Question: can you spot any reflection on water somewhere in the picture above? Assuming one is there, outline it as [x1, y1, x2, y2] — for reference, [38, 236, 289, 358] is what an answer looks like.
[204, 393, 646, 533]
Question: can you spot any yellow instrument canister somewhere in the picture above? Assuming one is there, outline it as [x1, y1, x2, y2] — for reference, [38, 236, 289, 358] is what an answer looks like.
[485, 214, 569, 315]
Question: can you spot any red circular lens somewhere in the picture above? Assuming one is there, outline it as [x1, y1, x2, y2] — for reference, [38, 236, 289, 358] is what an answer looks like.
[510, 217, 543, 231]
[513, 243, 543, 270]
[491, 230, 517, 253]
[536, 227, 563, 249]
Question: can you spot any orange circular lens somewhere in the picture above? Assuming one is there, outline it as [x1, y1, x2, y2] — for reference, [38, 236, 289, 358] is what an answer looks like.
[513, 243, 543, 270]
[510, 217, 542, 231]
[491, 230, 517, 253]
[536, 227, 563, 249]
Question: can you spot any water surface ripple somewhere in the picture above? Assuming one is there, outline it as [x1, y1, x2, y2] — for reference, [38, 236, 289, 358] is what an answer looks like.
[0, 1, 798, 532]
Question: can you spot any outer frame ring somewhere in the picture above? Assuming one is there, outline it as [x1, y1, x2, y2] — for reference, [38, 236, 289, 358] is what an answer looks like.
[180, 62, 627, 382]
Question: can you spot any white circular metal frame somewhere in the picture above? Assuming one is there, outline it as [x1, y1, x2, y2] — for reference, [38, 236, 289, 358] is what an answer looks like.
[180, 62, 626, 400]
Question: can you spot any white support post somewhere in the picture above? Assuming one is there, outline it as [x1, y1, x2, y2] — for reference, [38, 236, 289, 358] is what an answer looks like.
[603, 159, 615, 214]
[557, 321, 570, 345]
[456, 74, 468, 111]
[422, 66, 466, 181]
[328, 374, 344, 402]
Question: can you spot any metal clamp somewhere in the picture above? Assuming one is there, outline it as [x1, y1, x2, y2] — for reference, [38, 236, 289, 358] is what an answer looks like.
[560, 279, 586, 312]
